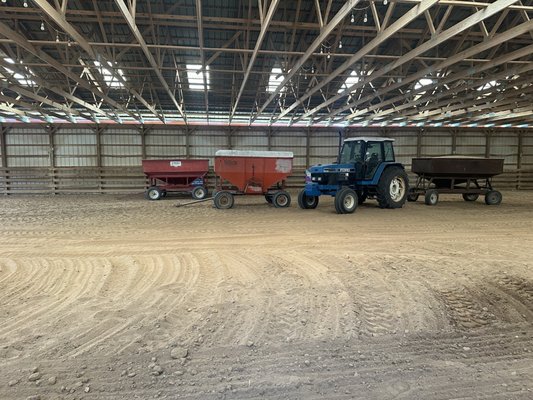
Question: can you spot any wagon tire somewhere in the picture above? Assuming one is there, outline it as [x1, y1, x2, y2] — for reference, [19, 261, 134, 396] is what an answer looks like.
[297, 190, 319, 209]
[462, 193, 479, 202]
[161, 190, 167, 198]
[376, 167, 409, 209]
[192, 185, 208, 200]
[485, 190, 502, 206]
[424, 189, 439, 206]
[146, 187, 162, 201]
[214, 191, 234, 209]
[407, 189, 419, 202]
[273, 191, 291, 208]
[265, 194, 273, 204]
[334, 188, 358, 214]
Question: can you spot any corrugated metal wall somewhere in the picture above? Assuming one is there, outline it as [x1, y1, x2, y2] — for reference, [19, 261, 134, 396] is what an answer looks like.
[1, 124, 532, 194]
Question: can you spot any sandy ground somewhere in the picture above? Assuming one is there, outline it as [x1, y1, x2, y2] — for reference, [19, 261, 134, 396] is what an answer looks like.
[0, 190, 532, 400]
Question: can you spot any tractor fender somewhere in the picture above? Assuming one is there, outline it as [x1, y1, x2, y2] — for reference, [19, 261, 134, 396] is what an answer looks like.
[360, 162, 405, 186]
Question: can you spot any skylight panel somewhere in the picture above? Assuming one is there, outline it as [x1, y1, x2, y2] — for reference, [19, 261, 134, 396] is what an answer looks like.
[414, 78, 433, 91]
[186, 64, 210, 90]
[268, 67, 285, 93]
[337, 71, 359, 94]
[2, 57, 36, 87]
[94, 60, 125, 88]
[413, 78, 434, 101]
[477, 80, 500, 91]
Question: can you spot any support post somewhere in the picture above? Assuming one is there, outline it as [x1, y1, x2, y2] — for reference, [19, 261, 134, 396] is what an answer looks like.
[485, 129, 492, 158]
[185, 126, 191, 158]
[517, 130, 523, 190]
[451, 129, 457, 155]
[95, 126, 103, 193]
[1, 125, 9, 195]
[0, 125, 7, 169]
[227, 127, 233, 150]
[306, 128, 311, 168]
[267, 128, 272, 151]
[416, 129, 423, 157]
[47, 125, 58, 194]
[140, 125, 147, 160]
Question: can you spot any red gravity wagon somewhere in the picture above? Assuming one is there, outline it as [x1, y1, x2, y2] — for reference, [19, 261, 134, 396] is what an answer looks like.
[213, 150, 293, 209]
[142, 159, 209, 200]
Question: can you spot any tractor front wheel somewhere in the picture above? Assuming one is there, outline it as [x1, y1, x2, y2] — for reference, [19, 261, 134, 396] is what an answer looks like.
[297, 190, 319, 209]
[334, 188, 358, 214]
[376, 167, 409, 209]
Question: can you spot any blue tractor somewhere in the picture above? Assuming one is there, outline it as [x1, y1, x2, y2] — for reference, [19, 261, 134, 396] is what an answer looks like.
[298, 137, 409, 214]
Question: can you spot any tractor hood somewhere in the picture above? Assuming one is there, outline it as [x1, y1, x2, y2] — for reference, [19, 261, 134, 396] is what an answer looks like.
[308, 163, 356, 174]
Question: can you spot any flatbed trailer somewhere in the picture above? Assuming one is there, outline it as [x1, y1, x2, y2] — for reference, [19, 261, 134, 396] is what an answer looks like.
[408, 157, 504, 206]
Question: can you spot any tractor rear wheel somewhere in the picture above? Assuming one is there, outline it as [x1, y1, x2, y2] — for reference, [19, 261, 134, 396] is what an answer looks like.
[334, 188, 358, 214]
[273, 191, 291, 208]
[485, 190, 502, 205]
[376, 167, 409, 209]
[214, 191, 234, 209]
[297, 190, 319, 209]
[192, 185, 208, 200]
[146, 187, 162, 200]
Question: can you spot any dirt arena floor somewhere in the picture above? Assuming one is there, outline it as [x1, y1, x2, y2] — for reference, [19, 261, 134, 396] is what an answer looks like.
[1, 190, 532, 399]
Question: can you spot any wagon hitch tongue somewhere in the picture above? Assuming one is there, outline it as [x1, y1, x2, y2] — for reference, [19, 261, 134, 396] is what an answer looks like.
[174, 197, 213, 208]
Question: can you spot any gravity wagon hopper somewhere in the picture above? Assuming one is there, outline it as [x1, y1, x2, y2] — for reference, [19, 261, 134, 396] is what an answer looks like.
[299, 137, 409, 214]
[408, 157, 504, 206]
[142, 159, 210, 200]
[213, 150, 293, 209]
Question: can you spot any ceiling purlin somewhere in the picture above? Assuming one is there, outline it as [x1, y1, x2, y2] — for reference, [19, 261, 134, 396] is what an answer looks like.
[32, 0, 149, 122]
[348, 48, 533, 126]
[253, 0, 361, 123]
[273, 0, 440, 125]
[195, 0, 209, 119]
[0, 24, 136, 122]
[309, 0, 522, 125]
[230, 0, 281, 121]
[113, 0, 186, 122]
[0, 58, 101, 122]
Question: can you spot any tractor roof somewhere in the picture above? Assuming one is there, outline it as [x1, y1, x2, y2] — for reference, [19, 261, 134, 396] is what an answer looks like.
[344, 137, 394, 142]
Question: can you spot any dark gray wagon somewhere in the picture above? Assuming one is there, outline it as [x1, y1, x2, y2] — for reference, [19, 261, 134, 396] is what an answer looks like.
[408, 157, 504, 206]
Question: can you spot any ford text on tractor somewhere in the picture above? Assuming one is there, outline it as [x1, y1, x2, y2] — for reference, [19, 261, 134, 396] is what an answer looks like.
[298, 137, 409, 214]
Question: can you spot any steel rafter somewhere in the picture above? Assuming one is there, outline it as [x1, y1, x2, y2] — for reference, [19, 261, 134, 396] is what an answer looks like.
[300, 0, 521, 125]
[113, 0, 187, 122]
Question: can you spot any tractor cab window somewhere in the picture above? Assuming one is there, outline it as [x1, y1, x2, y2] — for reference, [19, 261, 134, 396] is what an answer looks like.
[384, 141, 395, 161]
[365, 142, 384, 179]
[339, 140, 363, 164]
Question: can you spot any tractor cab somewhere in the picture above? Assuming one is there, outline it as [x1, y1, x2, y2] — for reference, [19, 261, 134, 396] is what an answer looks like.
[337, 137, 396, 180]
